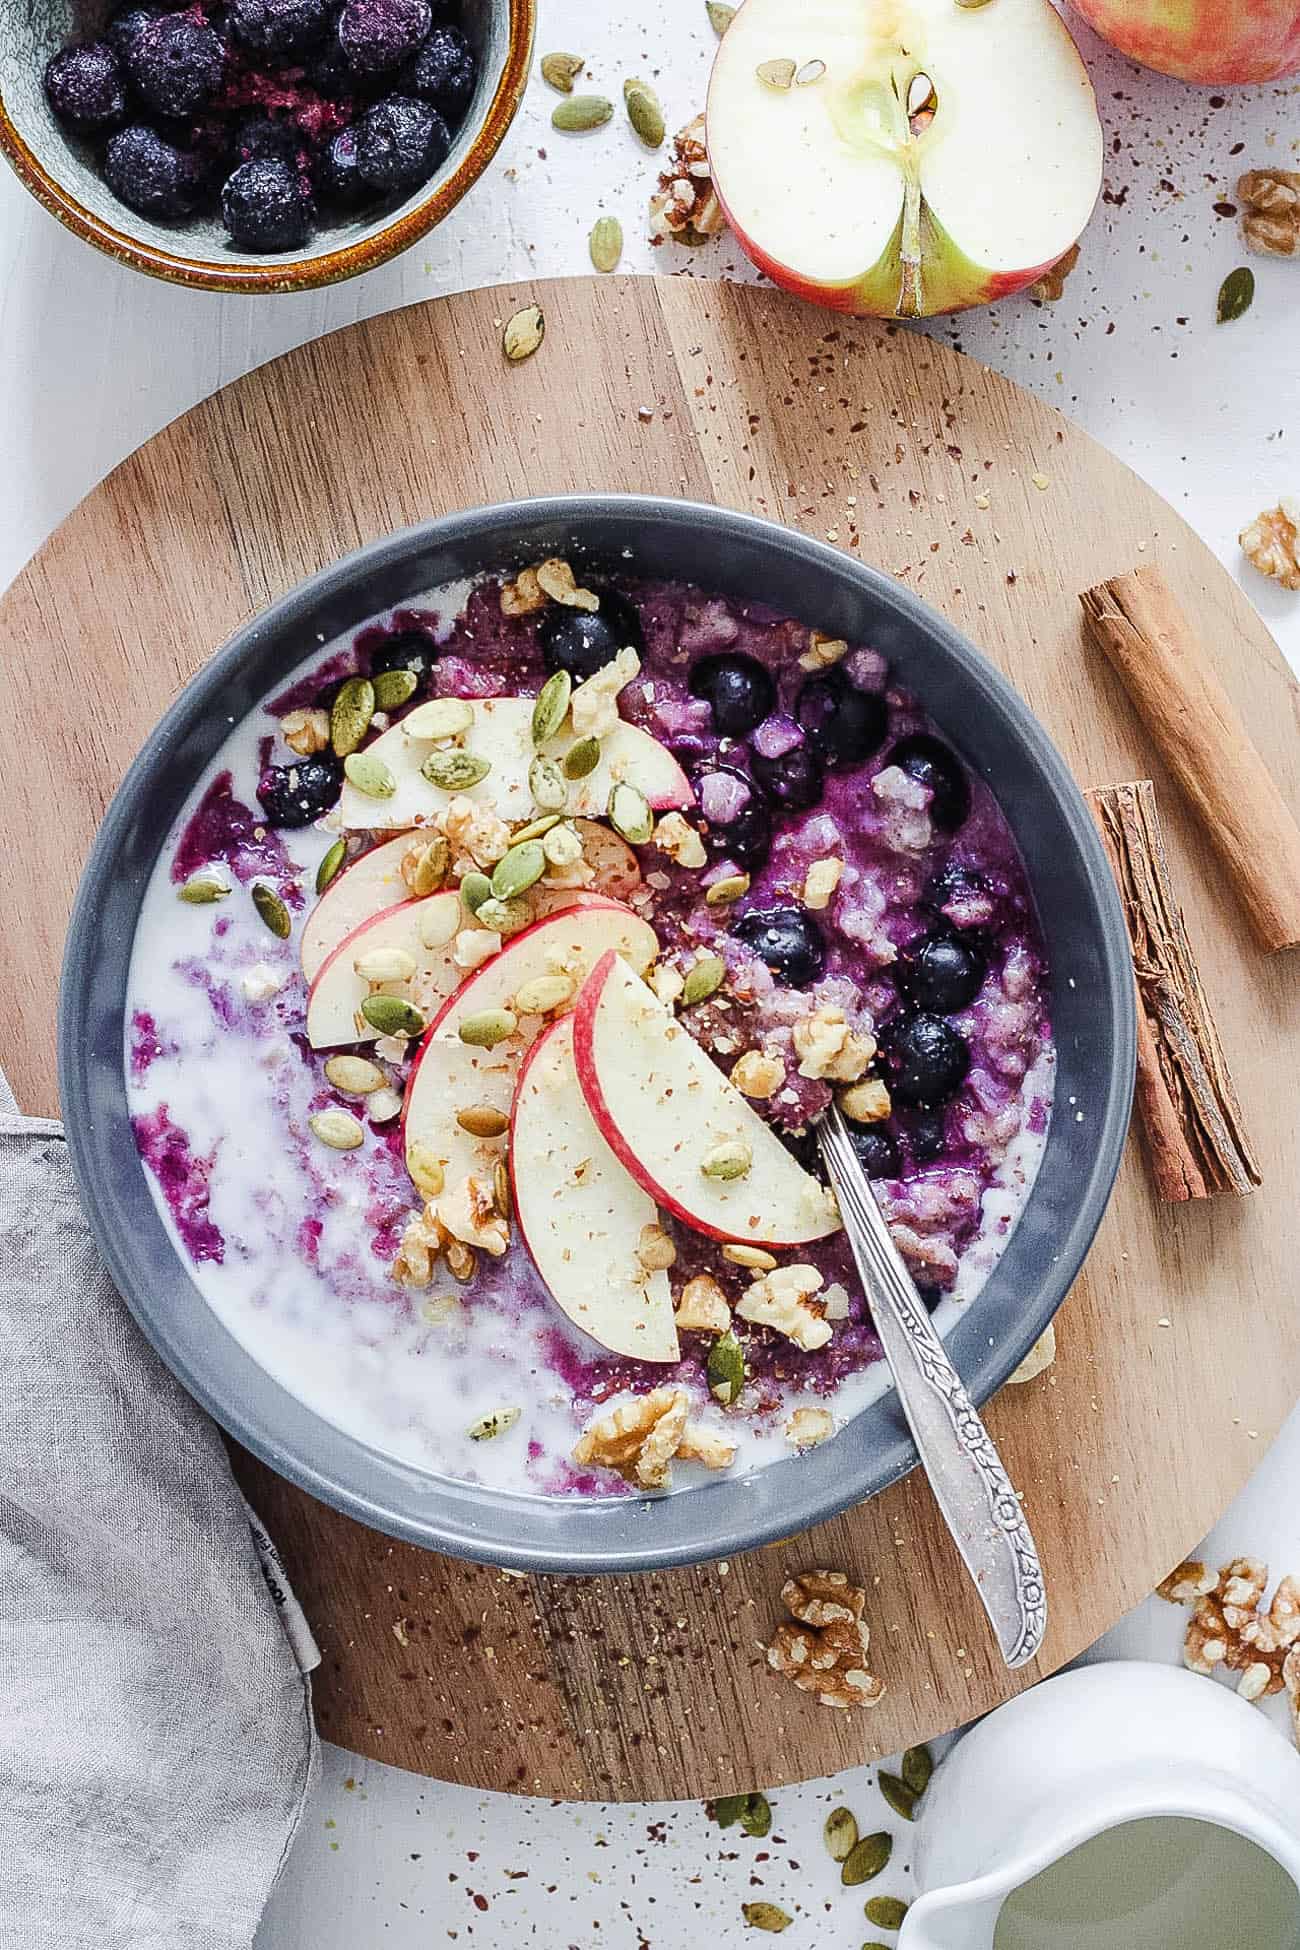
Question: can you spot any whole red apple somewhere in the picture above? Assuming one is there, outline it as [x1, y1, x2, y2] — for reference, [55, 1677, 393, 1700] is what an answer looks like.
[1068, 0, 1300, 84]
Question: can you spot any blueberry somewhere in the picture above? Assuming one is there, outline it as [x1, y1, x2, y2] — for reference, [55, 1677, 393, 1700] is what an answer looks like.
[104, 123, 201, 219]
[796, 667, 888, 769]
[925, 860, 993, 929]
[303, 31, 353, 95]
[688, 653, 776, 739]
[897, 1106, 948, 1163]
[880, 1012, 970, 1108]
[44, 42, 127, 130]
[895, 931, 985, 1014]
[368, 628, 438, 684]
[848, 1122, 901, 1180]
[402, 22, 475, 118]
[702, 784, 773, 871]
[888, 733, 970, 832]
[339, 0, 431, 72]
[257, 754, 343, 826]
[537, 586, 644, 682]
[751, 741, 825, 812]
[228, 0, 329, 51]
[221, 158, 313, 251]
[106, 4, 163, 65]
[126, 11, 224, 118]
[354, 93, 449, 192]
[915, 1282, 944, 1313]
[733, 904, 825, 988]
[230, 113, 304, 167]
[317, 125, 370, 204]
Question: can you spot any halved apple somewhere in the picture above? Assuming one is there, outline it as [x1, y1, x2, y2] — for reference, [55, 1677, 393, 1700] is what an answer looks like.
[572, 952, 841, 1247]
[305, 890, 461, 1049]
[301, 832, 414, 984]
[338, 697, 693, 833]
[707, 0, 1104, 318]
[512, 1016, 680, 1363]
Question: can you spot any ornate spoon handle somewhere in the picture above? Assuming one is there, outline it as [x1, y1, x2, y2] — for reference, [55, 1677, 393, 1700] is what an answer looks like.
[816, 1106, 1047, 1670]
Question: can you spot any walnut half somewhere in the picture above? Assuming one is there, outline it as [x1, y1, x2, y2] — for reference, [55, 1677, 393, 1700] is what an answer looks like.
[1159, 1555, 1300, 1712]
[1238, 169, 1300, 259]
[1240, 498, 1300, 593]
[766, 1569, 885, 1711]
[572, 1388, 736, 1489]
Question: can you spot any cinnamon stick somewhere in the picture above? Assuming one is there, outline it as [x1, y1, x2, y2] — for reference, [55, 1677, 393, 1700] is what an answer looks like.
[1087, 780, 1260, 1201]
[1080, 565, 1300, 954]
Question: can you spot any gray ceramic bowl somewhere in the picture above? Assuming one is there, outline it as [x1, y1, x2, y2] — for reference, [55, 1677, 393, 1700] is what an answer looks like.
[59, 496, 1135, 1573]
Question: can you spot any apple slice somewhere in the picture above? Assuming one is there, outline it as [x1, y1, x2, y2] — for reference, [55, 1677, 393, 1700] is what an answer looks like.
[512, 1017, 680, 1363]
[338, 696, 693, 832]
[707, 0, 1103, 319]
[301, 833, 415, 984]
[572, 952, 841, 1247]
[402, 1035, 516, 1195]
[305, 890, 461, 1049]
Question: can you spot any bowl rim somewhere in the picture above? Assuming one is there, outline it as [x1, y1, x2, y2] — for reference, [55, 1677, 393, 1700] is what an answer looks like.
[58, 493, 1137, 1572]
[0, 0, 536, 294]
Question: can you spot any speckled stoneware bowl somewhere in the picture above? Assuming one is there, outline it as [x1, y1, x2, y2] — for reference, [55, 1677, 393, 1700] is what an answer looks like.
[0, 0, 533, 292]
[60, 498, 1136, 1573]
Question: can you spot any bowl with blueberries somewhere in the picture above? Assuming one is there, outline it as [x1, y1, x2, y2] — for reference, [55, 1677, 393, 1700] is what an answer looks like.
[0, 0, 533, 289]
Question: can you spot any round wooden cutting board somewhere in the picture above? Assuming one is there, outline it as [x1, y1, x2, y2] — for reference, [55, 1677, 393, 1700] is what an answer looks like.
[3, 277, 1298, 1801]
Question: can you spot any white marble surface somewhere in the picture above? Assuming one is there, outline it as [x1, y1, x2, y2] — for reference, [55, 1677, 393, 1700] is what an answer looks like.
[3, 0, 1298, 1940]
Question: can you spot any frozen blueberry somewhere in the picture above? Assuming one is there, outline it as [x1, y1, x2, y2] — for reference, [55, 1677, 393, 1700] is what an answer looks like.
[897, 1106, 948, 1163]
[126, 11, 225, 118]
[925, 860, 993, 930]
[304, 31, 353, 95]
[222, 157, 313, 249]
[694, 766, 773, 872]
[402, 22, 475, 117]
[257, 754, 342, 826]
[368, 629, 439, 684]
[848, 1122, 902, 1180]
[317, 125, 370, 204]
[796, 667, 888, 769]
[688, 654, 776, 739]
[733, 904, 825, 988]
[538, 586, 644, 683]
[751, 741, 825, 812]
[339, 0, 431, 73]
[888, 733, 970, 832]
[880, 1011, 970, 1108]
[228, 0, 329, 52]
[106, 4, 164, 65]
[44, 42, 127, 131]
[104, 123, 201, 219]
[230, 113, 303, 167]
[895, 931, 985, 1014]
[354, 93, 449, 191]
[916, 1282, 944, 1313]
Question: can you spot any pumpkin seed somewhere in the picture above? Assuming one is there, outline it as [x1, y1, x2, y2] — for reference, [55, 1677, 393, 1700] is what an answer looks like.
[900, 1745, 932, 1797]
[324, 1054, 386, 1095]
[476, 896, 531, 936]
[330, 675, 376, 756]
[741, 1903, 790, 1933]
[457, 1105, 509, 1138]
[842, 1832, 891, 1886]
[540, 49, 584, 92]
[705, 872, 750, 906]
[701, 1139, 752, 1181]
[511, 812, 563, 844]
[406, 1142, 444, 1197]
[739, 1793, 772, 1838]
[953, 0, 996, 10]
[514, 973, 576, 1015]
[682, 955, 726, 1006]
[624, 79, 665, 148]
[589, 215, 623, 273]
[367, 1086, 403, 1123]
[354, 945, 417, 983]
[711, 1794, 751, 1828]
[542, 821, 583, 868]
[343, 751, 396, 798]
[251, 883, 292, 939]
[493, 1157, 511, 1218]
[403, 697, 474, 742]
[608, 780, 653, 844]
[531, 669, 572, 745]
[408, 835, 451, 896]
[419, 892, 459, 946]
[552, 93, 613, 132]
[756, 57, 796, 88]
[707, 1328, 745, 1405]
[878, 1773, 918, 1822]
[315, 838, 347, 895]
[422, 748, 491, 791]
[458, 1008, 518, 1048]
[467, 1406, 521, 1441]
[824, 1808, 859, 1863]
[707, 1, 735, 32]
[492, 839, 546, 901]
[360, 993, 426, 1037]
[309, 1108, 364, 1151]
[795, 57, 826, 85]
[1217, 265, 1255, 324]
[530, 754, 568, 811]
[864, 1943, 894, 1949]
[178, 870, 231, 904]
[563, 735, 601, 779]
[371, 667, 419, 712]
[864, 1898, 909, 1931]
[503, 304, 545, 362]
[460, 871, 493, 916]
[723, 1242, 777, 1271]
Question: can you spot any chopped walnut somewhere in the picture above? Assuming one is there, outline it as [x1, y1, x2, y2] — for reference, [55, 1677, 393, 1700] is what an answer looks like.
[730, 1048, 784, 1099]
[535, 557, 600, 612]
[1240, 498, 1300, 592]
[677, 1421, 738, 1470]
[391, 1206, 447, 1289]
[570, 646, 641, 740]
[572, 1387, 732, 1489]
[786, 1405, 834, 1449]
[652, 810, 708, 869]
[444, 796, 512, 868]
[675, 1273, 732, 1333]
[839, 1077, 891, 1124]
[1029, 241, 1080, 301]
[437, 1175, 510, 1257]
[1156, 1559, 1218, 1604]
[1286, 1647, 1300, 1746]
[736, 1264, 832, 1352]
[650, 113, 727, 245]
[766, 1570, 885, 1711]
[649, 961, 686, 1009]
[1160, 1556, 1300, 1704]
[792, 1005, 875, 1083]
[500, 566, 549, 616]
[636, 1223, 677, 1272]
[803, 857, 843, 910]
[798, 630, 849, 673]
[281, 706, 331, 756]
[1238, 169, 1300, 259]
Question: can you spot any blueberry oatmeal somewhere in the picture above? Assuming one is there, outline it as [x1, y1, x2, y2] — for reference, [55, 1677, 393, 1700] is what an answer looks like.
[126, 561, 1054, 1497]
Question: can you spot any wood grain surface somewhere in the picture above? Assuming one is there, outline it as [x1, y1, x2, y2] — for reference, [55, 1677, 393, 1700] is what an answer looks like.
[3, 277, 1298, 1801]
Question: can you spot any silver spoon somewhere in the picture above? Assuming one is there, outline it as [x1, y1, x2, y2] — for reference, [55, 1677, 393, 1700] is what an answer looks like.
[815, 1105, 1047, 1670]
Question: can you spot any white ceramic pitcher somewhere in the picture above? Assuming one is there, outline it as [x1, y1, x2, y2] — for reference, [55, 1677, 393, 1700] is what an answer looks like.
[903, 1662, 1300, 1950]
